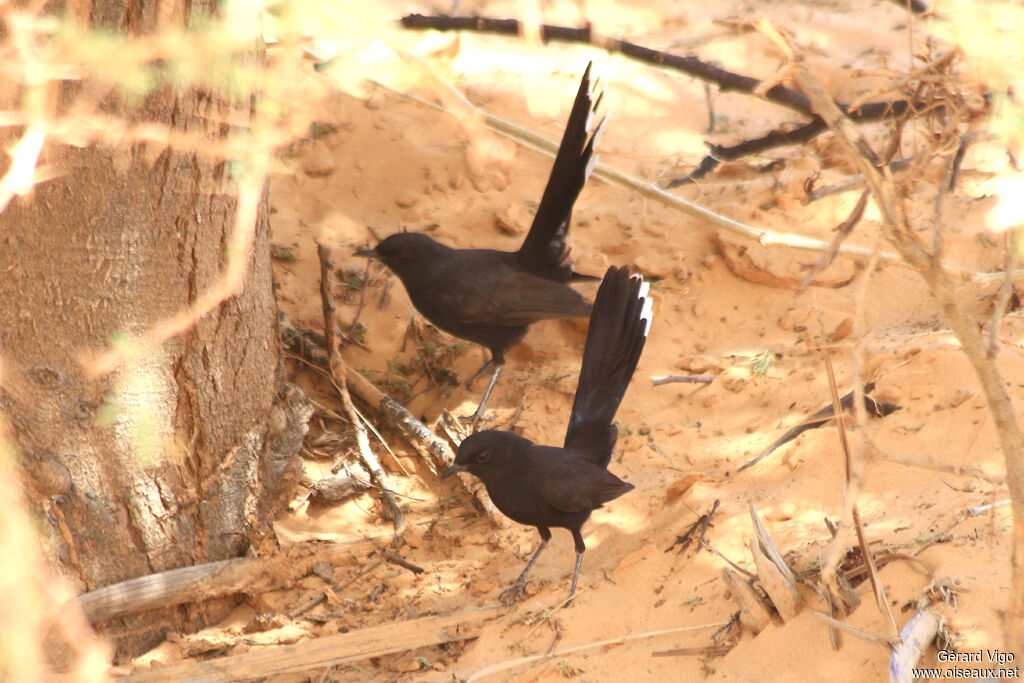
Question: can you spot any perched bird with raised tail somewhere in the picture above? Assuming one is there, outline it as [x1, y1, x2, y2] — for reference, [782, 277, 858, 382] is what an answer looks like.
[355, 63, 606, 427]
[441, 265, 651, 605]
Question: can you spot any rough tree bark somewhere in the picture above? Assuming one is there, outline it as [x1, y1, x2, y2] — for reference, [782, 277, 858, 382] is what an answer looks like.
[0, 0, 306, 659]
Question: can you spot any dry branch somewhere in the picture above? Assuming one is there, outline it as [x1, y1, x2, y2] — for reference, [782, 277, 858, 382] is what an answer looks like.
[318, 244, 405, 539]
[789, 48, 1024, 653]
[399, 14, 914, 123]
[124, 607, 499, 682]
[399, 14, 924, 185]
[77, 540, 376, 623]
[341, 358, 507, 527]
[280, 324, 506, 525]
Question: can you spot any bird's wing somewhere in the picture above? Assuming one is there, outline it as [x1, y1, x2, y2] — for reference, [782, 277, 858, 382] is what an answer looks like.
[446, 270, 591, 326]
[516, 62, 605, 282]
[537, 452, 634, 512]
[563, 266, 652, 468]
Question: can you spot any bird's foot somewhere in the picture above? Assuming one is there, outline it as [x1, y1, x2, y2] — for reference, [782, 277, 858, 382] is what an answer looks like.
[499, 579, 529, 605]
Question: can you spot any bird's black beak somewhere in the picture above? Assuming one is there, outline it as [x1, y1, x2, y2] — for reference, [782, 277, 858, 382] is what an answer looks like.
[353, 247, 378, 258]
[440, 463, 465, 480]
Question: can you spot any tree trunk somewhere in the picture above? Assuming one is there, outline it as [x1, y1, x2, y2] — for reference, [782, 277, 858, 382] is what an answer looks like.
[0, 1, 306, 659]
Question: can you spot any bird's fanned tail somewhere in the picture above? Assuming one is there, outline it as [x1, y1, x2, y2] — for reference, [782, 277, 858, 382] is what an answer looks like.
[564, 265, 652, 468]
[517, 62, 606, 282]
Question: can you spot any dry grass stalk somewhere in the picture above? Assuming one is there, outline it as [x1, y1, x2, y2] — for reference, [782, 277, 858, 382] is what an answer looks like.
[820, 350, 898, 640]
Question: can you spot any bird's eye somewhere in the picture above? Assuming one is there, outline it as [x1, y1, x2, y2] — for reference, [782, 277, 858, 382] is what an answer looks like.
[475, 451, 489, 464]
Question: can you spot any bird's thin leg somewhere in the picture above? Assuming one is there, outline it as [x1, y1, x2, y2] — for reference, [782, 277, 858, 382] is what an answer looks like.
[467, 363, 503, 432]
[566, 551, 584, 607]
[566, 530, 587, 607]
[500, 536, 548, 605]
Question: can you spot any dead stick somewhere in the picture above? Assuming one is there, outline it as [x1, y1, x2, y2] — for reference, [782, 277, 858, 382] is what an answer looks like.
[382, 550, 425, 575]
[399, 14, 917, 122]
[318, 244, 405, 540]
[341, 349, 507, 527]
[651, 375, 715, 386]
[79, 540, 376, 623]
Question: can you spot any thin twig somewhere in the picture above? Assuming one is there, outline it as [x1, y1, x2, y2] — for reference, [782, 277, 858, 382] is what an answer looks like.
[798, 190, 870, 290]
[382, 550, 425, 575]
[651, 375, 716, 386]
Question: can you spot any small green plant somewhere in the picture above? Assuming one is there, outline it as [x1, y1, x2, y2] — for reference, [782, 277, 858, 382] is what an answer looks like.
[750, 351, 773, 375]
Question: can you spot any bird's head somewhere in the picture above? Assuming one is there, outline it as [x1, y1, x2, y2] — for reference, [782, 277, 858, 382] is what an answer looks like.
[440, 430, 533, 483]
[353, 232, 448, 279]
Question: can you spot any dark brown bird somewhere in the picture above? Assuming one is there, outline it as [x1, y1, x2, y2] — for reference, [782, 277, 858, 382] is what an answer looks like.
[355, 63, 605, 427]
[441, 265, 651, 605]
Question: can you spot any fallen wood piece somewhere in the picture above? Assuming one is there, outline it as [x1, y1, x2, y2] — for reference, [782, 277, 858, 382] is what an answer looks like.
[748, 538, 801, 621]
[79, 540, 376, 623]
[748, 504, 799, 587]
[123, 607, 499, 682]
[721, 568, 772, 634]
[308, 464, 372, 504]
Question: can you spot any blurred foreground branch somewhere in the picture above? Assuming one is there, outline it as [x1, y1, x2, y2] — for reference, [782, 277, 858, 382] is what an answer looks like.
[787, 38, 1024, 654]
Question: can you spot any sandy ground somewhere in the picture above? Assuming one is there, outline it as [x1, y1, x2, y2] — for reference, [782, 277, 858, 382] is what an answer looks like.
[132, 1, 1022, 680]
